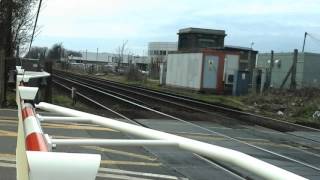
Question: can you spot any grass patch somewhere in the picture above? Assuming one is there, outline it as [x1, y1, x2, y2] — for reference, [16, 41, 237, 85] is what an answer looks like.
[6, 90, 17, 108]
[52, 88, 92, 112]
[59, 69, 320, 127]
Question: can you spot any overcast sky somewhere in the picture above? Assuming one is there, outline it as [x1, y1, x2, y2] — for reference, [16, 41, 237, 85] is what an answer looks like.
[33, 0, 320, 55]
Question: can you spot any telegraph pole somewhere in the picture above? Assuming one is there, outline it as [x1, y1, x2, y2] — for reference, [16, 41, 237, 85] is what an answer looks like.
[302, 32, 307, 53]
[28, 0, 42, 53]
[290, 49, 298, 90]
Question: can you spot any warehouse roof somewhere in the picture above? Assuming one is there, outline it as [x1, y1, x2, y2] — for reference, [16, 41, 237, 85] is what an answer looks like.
[178, 27, 226, 36]
[224, 45, 258, 53]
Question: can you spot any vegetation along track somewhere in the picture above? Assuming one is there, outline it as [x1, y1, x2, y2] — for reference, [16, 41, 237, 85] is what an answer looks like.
[52, 70, 320, 179]
[53, 70, 320, 132]
[52, 70, 320, 147]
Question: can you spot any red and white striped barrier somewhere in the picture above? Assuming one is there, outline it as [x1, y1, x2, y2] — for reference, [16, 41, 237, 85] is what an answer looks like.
[21, 103, 48, 151]
[15, 67, 100, 180]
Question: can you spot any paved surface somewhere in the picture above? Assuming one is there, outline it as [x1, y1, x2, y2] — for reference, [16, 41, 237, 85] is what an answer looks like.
[0, 109, 237, 180]
[135, 119, 320, 180]
[1, 109, 320, 179]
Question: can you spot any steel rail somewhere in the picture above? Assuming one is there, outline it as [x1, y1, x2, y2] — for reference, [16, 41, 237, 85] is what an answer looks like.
[52, 78, 248, 179]
[54, 72, 320, 146]
[54, 70, 320, 132]
[53, 76, 320, 173]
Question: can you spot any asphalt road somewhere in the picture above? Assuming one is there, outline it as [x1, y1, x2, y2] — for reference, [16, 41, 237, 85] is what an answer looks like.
[1, 108, 320, 180]
[0, 109, 237, 180]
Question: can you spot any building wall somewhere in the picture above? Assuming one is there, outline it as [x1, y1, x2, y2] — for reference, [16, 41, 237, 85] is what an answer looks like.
[148, 42, 178, 79]
[257, 53, 305, 89]
[67, 52, 148, 66]
[178, 33, 225, 51]
[148, 42, 178, 62]
[302, 53, 320, 88]
[166, 53, 203, 90]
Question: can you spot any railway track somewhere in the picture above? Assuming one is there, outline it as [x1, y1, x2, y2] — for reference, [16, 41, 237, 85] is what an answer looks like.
[52, 70, 320, 179]
[54, 70, 319, 132]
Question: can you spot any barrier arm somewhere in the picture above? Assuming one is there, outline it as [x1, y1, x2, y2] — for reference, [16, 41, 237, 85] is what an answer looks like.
[15, 67, 101, 180]
[36, 102, 308, 180]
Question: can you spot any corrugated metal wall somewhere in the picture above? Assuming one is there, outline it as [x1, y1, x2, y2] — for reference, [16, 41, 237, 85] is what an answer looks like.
[302, 53, 320, 88]
[257, 53, 304, 89]
[166, 53, 203, 90]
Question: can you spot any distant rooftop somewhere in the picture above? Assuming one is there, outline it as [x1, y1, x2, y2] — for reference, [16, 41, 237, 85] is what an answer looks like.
[224, 45, 258, 52]
[178, 27, 226, 36]
[148, 42, 177, 45]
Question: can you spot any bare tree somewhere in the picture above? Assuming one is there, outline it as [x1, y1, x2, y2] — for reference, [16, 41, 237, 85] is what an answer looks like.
[0, 0, 38, 107]
[24, 46, 47, 59]
[115, 40, 128, 72]
[47, 43, 65, 62]
[12, 0, 40, 57]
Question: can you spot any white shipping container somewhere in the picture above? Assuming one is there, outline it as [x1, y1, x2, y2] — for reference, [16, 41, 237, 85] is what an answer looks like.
[166, 53, 203, 90]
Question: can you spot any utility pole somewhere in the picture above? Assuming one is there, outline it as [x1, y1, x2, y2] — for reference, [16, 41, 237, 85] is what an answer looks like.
[96, 48, 99, 61]
[85, 49, 88, 61]
[290, 49, 298, 90]
[265, 50, 274, 90]
[248, 42, 254, 91]
[280, 49, 298, 90]
[302, 32, 307, 53]
[28, 0, 42, 53]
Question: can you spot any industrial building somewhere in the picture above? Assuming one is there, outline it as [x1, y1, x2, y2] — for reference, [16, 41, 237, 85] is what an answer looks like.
[148, 42, 178, 79]
[178, 28, 226, 51]
[165, 27, 257, 95]
[63, 51, 148, 73]
[256, 52, 320, 90]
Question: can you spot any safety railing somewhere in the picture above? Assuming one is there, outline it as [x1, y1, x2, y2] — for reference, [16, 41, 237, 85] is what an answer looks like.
[16, 67, 100, 180]
[15, 66, 308, 180]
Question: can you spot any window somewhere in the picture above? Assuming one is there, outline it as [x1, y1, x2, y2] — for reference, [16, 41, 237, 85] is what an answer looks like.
[228, 74, 234, 83]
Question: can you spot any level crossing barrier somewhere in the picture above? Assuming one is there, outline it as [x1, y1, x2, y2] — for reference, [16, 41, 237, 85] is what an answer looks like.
[15, 67, 307, 180]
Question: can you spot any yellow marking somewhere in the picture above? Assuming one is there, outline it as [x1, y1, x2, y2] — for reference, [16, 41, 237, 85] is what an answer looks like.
[68, 122, 101, 127]
[236, 137, 270, 142]
[52, 135, 92, 139]
[0, 123, 17, 128]
[0, 117, 18, 120]
[179, 133, 310, 149]
[83, 146, 157, 161]
[0, 153, 16, 161]
[100, 160, 162, 167]
[0, 119, 18, 124]
[42, 123, 117, 132]
[0, 109, 17, 112]
[0, 130, 17, 137]
[0, 161, 16, 168]
[183, 134, 226, 141]
[0, 119, 116, 131]
[178, 132, 270, 142]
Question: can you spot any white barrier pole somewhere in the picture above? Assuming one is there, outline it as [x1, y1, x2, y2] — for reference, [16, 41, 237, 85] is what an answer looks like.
[36, 102, 307, 180]
[51, 139, 178, 146]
